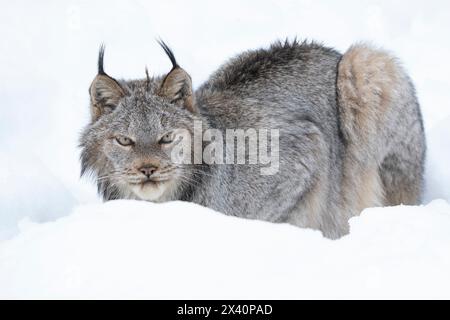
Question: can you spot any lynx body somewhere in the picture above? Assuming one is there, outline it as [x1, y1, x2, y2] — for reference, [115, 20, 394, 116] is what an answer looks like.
[80, 40, 426, 238]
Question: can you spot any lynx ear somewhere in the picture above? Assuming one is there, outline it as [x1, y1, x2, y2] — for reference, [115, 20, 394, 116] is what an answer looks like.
[89, 45, 126, 121]
[157, 40, 196, 113]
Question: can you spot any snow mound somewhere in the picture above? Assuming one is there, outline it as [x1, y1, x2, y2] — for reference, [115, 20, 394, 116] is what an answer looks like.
[1, 200, 449, 299]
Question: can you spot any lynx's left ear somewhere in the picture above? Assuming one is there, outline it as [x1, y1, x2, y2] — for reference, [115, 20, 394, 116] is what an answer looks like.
[157, 40, 196, 113]
[89, 45, 127, 121]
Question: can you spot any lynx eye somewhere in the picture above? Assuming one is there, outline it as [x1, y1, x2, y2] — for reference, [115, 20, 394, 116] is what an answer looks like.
[159, 132, 174, 145]
[115, 136, 134, 147]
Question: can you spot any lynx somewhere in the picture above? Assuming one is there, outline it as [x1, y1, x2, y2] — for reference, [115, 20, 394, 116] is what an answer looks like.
[80, 39, 426, 239]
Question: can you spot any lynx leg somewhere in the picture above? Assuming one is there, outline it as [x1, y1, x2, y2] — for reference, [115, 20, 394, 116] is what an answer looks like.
[337, 43, 426, 210]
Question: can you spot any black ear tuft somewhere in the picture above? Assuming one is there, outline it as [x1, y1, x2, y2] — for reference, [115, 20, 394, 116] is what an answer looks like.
[157, 39, 179, 70]
[98, 44, 106, 75]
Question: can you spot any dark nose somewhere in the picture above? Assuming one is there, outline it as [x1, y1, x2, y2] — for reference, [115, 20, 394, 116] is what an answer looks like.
[139, 166, 158, 178]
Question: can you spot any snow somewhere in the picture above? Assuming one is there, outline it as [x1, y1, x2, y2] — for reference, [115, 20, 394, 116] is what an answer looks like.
[1, 0, 450, 299]
[1, 200, 449, 299]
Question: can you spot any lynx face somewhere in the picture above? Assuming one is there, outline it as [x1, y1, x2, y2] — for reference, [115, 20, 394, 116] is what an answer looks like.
[80, 42, 199, 202]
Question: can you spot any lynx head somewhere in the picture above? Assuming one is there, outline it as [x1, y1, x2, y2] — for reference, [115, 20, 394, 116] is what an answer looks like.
[80, 41, 201, 202]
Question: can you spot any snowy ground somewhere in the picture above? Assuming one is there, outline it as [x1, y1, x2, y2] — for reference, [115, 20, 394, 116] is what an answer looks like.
[1, 0, 450, 299]
[1, 200, 450, 299]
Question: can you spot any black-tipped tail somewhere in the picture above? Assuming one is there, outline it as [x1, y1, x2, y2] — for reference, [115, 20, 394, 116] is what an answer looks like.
[98, 43, 106, 75]
[157, 39, 179, 69]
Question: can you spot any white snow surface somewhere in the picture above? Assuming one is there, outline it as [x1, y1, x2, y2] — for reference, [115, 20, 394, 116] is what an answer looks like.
[1, 200, 450, 299]
[1, 0, 450, 299]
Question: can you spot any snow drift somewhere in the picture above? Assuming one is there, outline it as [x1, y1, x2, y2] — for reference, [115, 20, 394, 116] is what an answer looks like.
[1, 200, 449, 299]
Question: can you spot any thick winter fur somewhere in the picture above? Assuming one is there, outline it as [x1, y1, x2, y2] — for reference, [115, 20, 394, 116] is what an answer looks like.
[80, 40, 426, 239]
[337, 44, 426, 216]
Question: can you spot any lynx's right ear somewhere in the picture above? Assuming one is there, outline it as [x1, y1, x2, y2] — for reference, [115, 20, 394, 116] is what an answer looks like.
[157, 40, 196, 113]
[89, 45, 127, 121]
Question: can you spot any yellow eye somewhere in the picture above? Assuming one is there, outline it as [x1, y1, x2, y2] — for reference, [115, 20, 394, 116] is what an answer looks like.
[159, 133, 174, 145]
[115, 136, 134, 146]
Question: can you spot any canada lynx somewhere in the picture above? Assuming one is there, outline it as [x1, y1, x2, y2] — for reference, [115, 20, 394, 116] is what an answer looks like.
[80, 39, 426, 239]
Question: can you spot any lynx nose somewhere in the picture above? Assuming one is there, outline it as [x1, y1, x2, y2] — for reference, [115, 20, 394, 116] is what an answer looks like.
[139, 166, 158, 179]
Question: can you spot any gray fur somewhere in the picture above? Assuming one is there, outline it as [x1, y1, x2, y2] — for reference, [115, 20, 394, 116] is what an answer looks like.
[80, 39, 426, 239]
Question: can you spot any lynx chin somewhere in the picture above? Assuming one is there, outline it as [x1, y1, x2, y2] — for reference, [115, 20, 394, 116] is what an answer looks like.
[80, 39, 426, 239]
